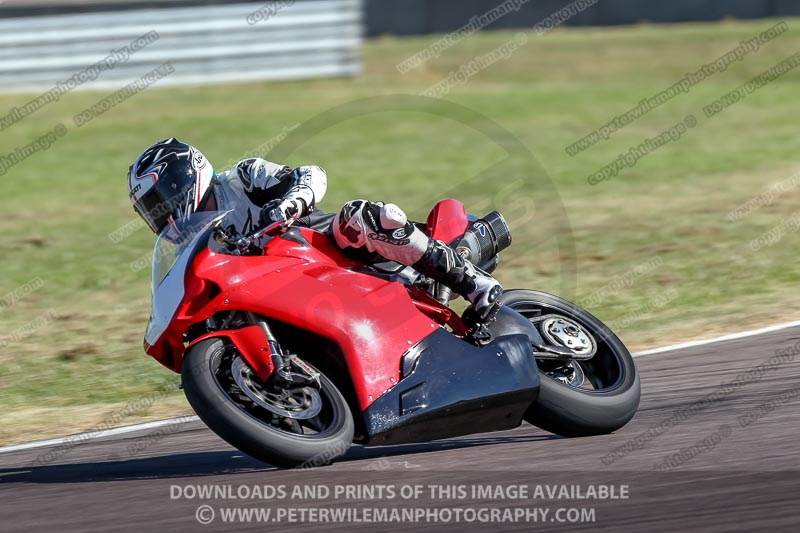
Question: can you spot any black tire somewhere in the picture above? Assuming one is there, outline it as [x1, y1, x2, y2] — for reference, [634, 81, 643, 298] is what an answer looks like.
[182, 338, 354, 468]
[499, 289, 640, 437]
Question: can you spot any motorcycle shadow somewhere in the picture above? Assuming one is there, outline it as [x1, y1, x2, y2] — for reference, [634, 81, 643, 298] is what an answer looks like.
[0, 432, 559, 484]
[342, 432, 560, 464]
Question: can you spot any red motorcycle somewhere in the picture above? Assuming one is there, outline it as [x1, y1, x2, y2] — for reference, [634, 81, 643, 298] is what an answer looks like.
[144, 199, 640, 467]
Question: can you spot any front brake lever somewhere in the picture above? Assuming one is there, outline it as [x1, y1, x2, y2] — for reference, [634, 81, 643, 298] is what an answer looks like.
[215, 220, 292, 255]
[249, 219, 292, 241]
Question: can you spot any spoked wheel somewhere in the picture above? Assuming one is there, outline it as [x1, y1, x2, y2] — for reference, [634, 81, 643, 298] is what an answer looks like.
[499, 290, 640, 437]
[182, 338, 354, 467]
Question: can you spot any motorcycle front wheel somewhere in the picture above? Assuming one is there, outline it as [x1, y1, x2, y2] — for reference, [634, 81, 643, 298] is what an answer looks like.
[182, 338, 354, 468]
[499, 289, 641, 437]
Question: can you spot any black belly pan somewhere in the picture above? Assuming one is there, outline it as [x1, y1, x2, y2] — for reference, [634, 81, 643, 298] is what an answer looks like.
[362, 330, 540, 445]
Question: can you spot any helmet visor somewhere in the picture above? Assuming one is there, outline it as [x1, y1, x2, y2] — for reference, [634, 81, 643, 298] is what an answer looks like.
[133, 174, 196, 234]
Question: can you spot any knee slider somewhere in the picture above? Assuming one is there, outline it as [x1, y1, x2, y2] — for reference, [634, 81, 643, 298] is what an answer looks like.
[379, 203, 408, 230]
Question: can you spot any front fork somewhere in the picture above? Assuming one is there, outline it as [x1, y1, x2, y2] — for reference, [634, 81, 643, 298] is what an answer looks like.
[248, 312, 283, 373]
[246, 312, 320, 388]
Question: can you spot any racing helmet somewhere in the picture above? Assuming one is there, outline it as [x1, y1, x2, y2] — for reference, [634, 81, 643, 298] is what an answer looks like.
[127, 138, 215, 233]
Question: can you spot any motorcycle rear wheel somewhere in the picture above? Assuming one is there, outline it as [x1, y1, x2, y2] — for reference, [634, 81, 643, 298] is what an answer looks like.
[500, 289, 640, 437]
[182, 338, 354, 468]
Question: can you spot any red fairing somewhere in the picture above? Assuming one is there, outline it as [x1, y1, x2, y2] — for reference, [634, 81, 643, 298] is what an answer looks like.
[426, 199, 468, 243]
[149, 229, 437, 410]
[145, 260, 230, 371]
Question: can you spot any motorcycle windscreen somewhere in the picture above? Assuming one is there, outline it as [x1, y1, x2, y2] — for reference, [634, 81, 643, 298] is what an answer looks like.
[144, 210, 232, 346]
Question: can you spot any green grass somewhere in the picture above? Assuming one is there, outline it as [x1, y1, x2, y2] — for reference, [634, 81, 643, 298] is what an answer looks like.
[2, 19, 800, 443]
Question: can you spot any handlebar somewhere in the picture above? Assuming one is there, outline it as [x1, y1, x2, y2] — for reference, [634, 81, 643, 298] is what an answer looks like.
[249, 219, 293, 240]
[214, 219, 293, 255]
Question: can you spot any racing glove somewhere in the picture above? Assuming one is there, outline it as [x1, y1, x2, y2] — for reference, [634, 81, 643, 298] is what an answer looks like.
[256, 165, 326, 227]
[260, 197, 300, 227]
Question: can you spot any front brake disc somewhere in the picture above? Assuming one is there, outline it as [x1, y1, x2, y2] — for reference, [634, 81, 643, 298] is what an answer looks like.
[231, 357, 322, 419]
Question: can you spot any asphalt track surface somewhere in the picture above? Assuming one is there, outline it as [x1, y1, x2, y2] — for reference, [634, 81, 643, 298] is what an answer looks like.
[2, 327, 800, 532]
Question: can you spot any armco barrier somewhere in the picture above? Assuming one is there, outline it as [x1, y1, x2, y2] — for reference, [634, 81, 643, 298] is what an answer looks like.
[0, 0, 362, 92]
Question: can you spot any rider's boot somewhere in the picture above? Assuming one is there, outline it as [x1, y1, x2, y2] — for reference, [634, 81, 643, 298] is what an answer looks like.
[412, 240, 503, 319]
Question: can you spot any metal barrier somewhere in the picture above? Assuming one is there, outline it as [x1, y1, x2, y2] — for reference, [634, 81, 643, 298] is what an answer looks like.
[0, 0, 362, 92]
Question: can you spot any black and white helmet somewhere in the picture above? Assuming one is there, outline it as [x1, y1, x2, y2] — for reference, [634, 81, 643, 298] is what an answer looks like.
[127, 138, 215, 234]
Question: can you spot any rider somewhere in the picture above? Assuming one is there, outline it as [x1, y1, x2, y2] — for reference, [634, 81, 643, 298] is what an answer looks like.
[127, 138, 502, 316]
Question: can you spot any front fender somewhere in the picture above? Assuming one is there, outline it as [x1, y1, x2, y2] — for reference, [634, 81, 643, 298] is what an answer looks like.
[186, 325, 274, 380]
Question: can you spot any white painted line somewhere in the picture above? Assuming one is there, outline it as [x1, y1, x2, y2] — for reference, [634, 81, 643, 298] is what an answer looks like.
[633, 319, 800, 357]
[0, 415, 199, 454]
[3, 319, 800, 455]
